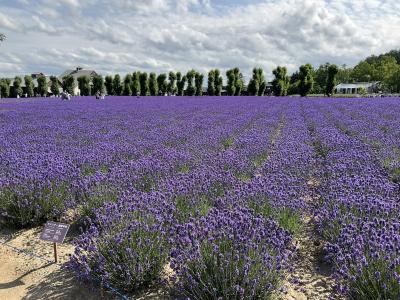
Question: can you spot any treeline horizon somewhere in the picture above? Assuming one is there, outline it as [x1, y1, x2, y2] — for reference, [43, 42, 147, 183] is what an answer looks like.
[1, 49, 399, 98]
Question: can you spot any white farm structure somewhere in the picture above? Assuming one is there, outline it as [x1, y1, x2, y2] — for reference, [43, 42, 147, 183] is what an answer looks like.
[335, 82, 380, 94]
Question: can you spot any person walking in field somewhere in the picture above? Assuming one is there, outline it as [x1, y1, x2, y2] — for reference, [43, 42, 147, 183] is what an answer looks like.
[61, 91, 70, 100]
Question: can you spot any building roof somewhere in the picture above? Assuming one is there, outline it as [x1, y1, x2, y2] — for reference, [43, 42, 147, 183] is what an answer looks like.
[335, 81, 380, 89]
[59, 67, 98, 82]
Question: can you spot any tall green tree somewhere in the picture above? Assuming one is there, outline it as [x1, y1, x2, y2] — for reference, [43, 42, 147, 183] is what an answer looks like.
[105, 75, 113, 95]
[248, 69, 259, 96]
[351, 55, 397, 82]
[139, 72, 149, 96]
[226, 69, 236, 96]
[386, 50, 400, 64]
[298, 64, 314, 97]
[131, 72, 141, 96]
[351, 61, 374, 82]
[248, 68, 266, 96]
[233, 68, 244, 96]
[313, 63, 330, 93]
[336, 64, 353, 85]
[374, 56, 398, 83]
[384, 65, 400, 93]
[0, 80, 4, 98]
[12, 76, 23, 98]
[123, 74, 132, 96]
[214, 69, 223, 96]
[288, 71, 299, 95]
[37, 76, 48, 97]
[290, 71, 300, 85]
[157, 73, 168, 95]
[176, 72, 186, 96]
[0, 79, 10, 98]
[77, 75, 91, 96]
[325, 64, 339, 97]
[259, 81, 267, 96]
[272, 66, 290, 96]
[148, 72, 158, 96]
[349, 50, 400, 92]
[167, 72, 177, 95]
[24, 75, 34, 97]
[207, 70, 215, 96]
[226, 68, 244, 96]
[186, 70, 197, 96]
[365, 51, 400, 64]
[113, 74, 122, 96]
[92, 75, 104, 95]
[49, 76, 60, 96]
[62, 75, 75, 95]
[195, 72, 204, 96]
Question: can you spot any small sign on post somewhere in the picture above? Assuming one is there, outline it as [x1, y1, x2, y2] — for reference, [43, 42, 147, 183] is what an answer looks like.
[40, 221, 70, 263]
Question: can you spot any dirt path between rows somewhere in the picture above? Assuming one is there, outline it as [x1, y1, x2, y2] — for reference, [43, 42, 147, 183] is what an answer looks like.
[282, 215, 336, 299]
[281, 182, 339, 300]
[0, 226, 114, 300]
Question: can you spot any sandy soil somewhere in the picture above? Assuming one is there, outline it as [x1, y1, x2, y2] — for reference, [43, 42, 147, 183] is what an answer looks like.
[0, 225, 115, 300]
[280, 180, 340, 300]
[281, 215, 338, 300]
[0, 223, 174, 300]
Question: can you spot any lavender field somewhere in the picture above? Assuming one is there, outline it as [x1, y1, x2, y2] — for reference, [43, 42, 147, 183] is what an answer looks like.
[1, 96, 400, 299]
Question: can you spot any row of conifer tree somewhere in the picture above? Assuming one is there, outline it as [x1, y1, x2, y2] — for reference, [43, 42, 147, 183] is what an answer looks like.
[0, 65, 339, 98]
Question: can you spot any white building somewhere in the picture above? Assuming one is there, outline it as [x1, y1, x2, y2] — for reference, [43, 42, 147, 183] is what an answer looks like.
[335, 82, 380, 94]
[59, 67, 98, 96]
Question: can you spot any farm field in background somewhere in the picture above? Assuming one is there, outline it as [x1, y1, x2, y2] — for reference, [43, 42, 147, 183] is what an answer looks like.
[1, 96, 400, 300]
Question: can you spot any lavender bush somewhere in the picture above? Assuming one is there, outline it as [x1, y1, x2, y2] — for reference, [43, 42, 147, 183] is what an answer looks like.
[170, 207, 293, 299]
[304, 100, 400, 298]
[326, 217, 400, 299]
[0, 180, 75, 226]
[69, 192, 175, 292]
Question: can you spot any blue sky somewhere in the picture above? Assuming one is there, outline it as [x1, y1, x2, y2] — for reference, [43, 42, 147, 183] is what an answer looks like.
[0, 0, 399, 81]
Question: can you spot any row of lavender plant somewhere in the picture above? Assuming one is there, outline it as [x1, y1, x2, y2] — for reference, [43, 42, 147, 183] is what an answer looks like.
[305, 98, 400, 299]
[67, 97, 304, 298]
[166, 100, 319, 298]
[0, 97, 255, 225]
[1, 97, 300, 298]
[78, 99, 323, 298]
[325, 99, 400, 184]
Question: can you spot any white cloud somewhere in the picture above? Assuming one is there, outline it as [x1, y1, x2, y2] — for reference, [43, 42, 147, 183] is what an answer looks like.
[0, 13, 21, 32]
[0, 0, 399, 80]
[59, 0, 80, 7]
[38, 8, 60, 18]
[83, 19, 135, 46]
[111, 0, 170, 13]
[0, 62, 24, 73]
[31, 16, 58, 34]
[40, 0, 82, 9]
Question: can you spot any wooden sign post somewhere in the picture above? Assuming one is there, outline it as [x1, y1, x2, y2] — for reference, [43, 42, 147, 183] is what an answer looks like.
[40, 221, 70, 263]
[53, 242, 58, 263]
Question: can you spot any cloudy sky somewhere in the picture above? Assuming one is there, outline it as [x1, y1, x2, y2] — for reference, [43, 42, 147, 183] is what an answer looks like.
[0, 0, 399, 81]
